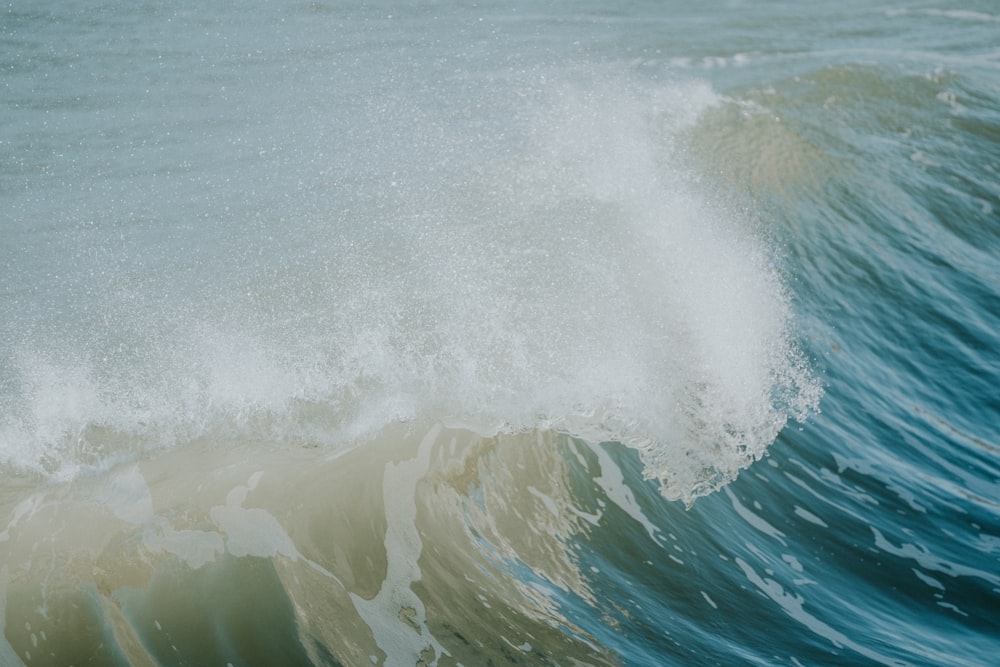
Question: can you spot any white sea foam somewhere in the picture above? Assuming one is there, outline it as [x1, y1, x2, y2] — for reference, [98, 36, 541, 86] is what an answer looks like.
[0, 69, 820, 504]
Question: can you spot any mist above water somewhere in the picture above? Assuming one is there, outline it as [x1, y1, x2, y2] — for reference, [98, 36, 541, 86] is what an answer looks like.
[2, 64, 820, 503]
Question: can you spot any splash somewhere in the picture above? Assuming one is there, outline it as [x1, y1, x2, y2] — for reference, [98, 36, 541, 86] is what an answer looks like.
[0, 68, 820, 504]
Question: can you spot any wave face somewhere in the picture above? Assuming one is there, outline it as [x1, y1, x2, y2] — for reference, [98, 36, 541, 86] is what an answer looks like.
[2, 1, 998, 666]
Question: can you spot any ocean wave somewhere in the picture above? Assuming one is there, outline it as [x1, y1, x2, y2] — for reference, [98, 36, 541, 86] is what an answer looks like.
[1, 70, 820, 505]
[0, 423, 648, 665]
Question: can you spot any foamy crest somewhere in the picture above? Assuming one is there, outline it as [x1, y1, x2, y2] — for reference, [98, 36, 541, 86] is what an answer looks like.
[0, 68, 821, 503]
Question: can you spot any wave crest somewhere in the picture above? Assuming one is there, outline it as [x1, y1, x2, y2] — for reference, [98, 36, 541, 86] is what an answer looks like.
[1, 68, 820, 504]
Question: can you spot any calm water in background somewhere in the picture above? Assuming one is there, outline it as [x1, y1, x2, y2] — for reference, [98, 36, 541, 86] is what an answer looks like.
[1, 1, 999, 665]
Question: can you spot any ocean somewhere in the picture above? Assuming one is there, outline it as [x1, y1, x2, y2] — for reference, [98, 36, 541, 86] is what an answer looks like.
[1, 1, 998, 665]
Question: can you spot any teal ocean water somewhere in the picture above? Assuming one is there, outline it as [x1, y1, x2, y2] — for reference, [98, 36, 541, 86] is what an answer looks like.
[2, 1, 998, 665]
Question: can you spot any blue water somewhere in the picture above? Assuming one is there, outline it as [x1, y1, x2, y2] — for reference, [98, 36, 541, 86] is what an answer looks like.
[2, 1, 998, 665]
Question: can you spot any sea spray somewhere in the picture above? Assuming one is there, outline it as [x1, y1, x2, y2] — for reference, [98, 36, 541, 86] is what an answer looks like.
[1, 68, 819, 504]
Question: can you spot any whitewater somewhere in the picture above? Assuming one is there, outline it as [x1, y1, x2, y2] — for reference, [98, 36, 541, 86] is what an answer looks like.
[2, 1, 998, 665]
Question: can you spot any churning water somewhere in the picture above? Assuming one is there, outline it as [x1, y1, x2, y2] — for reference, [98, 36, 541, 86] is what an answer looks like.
[1, 1, 998, 665]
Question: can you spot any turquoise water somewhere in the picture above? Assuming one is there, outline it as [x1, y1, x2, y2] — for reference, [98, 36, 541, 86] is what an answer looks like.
[2, 1, 998, 665]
